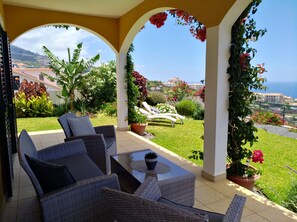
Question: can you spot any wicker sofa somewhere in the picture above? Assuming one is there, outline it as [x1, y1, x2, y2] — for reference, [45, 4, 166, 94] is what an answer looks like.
[18, 130, 120, 222]
[58, 113, 117, 174]
[103, 176, 246, 222]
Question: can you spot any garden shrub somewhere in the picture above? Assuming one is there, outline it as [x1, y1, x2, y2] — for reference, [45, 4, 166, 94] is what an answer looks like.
[101, 102, 117, 117]
[79, 61, 117, 110]
[15, 92, 54, 117]
[15, 79, 54, 117]
[73, 99, 88, 116]
[132, 71, 147, 101]
[156, 103, 176, 114]
[193, 101, 204, 120]
[195, 86, 205, 102]
[175, 99, 196, 117]
[167, 81, 193, 102]
[146, 92, 166, 106]
[52, 103, 69, 117]
[17, 79, 48, 99]
[251, 111, 283, 125]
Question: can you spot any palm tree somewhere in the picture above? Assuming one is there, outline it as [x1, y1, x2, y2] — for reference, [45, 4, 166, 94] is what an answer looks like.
[42, 43, 100, 111]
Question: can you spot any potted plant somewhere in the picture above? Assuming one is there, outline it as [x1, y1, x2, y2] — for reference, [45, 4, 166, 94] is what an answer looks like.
[126, 44, 147, 136]
[130, 112, 147, 136]
[144, 152, 158, 170]
[227, 150, 264, 191]
[226, 0, 266, 191]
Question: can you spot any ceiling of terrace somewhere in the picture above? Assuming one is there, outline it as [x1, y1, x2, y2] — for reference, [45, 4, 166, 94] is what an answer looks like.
[3, 0, 144, 18]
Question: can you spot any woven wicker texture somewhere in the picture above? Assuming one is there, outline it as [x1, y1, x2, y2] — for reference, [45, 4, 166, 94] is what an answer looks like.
[59, 113, 117, 174]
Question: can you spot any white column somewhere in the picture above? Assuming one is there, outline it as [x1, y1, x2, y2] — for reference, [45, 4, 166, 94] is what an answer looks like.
[201, 0, 251, 181]
[116, 52, 129, 130]
[202, 25, 230, 181]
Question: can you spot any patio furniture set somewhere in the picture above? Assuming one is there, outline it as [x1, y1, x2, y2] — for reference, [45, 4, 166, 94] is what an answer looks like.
[137, 102, 185, 127]
[17, 113, 246, 221]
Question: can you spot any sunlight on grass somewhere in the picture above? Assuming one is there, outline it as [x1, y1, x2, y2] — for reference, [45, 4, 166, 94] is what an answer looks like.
[147, 119, 204, 166]
[16, 113, 116, 133]
[253, 129, 297, 204]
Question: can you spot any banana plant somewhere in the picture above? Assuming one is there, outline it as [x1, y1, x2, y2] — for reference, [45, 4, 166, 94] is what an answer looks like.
[42, 43, 100, 111]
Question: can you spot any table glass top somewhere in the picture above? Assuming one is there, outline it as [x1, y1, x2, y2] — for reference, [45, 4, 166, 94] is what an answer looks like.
[111, 149, 193, 183]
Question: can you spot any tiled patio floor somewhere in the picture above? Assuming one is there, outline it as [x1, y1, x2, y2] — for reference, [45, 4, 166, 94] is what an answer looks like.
[2, 129, 297, 221]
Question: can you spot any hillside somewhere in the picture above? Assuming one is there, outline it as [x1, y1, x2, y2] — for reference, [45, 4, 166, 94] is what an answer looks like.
[11, 45, 49, 68]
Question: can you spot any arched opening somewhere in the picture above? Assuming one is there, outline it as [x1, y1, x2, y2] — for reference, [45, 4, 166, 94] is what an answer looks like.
[11, 24, 117, 132]
[118, 9, 207, 166]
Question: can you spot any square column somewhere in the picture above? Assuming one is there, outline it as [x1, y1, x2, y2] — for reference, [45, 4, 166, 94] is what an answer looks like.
[116, 52, 129, 130]
[202, 25, 230, 181]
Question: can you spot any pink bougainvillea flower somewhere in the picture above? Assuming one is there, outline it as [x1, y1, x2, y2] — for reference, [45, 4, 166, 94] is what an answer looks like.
[197, 27, 206, 42]
[257, 63, 266, 74]
[252, 150, 264, 164]
[149, 12, 168, 28]
[239, 53, 250, 71]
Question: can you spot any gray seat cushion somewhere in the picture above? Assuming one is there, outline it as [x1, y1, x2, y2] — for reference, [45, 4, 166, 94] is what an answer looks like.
[67, 116, 96, 136]
[50, 154, 103, 181]
[158, 197, 224, 222]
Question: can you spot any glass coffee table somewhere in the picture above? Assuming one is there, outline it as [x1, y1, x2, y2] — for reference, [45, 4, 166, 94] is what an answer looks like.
[111, 149, 196, 206]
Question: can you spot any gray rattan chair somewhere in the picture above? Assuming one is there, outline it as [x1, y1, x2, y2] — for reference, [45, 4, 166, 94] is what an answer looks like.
[58, 113, 117, 174]
[18, 130, 120, 222]
[103, 177, 246, 222]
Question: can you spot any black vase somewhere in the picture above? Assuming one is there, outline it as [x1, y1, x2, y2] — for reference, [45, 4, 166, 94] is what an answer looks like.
[145, 158, 157, 170]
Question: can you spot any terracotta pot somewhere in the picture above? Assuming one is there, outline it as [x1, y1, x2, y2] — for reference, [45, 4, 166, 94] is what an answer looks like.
[131, 123, 147, 135]
[227, 173, 260, 191]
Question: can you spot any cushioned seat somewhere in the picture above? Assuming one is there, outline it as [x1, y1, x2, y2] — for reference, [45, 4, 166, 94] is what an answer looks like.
[50, 154, 103, 181]
[58, 113, 117, 174]
[18, 130, 120, 222]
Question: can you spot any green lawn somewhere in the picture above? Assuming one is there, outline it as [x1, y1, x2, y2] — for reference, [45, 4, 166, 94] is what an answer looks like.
[17, 116, 297, 209]
[16, 113, 117, 133]
[146, 119, 297, 208]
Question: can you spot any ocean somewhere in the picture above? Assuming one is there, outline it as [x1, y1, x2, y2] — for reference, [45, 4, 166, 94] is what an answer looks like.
[253, 81, 297, 99]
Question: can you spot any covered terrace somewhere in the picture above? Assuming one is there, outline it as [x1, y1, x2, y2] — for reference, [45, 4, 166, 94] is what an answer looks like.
[0, 0, 296, 221]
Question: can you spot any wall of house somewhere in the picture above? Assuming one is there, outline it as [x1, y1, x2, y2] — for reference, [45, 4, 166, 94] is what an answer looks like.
[3, 4, 119, 52]
[0, 0, 6, 217]
[118, 0, 236, 51]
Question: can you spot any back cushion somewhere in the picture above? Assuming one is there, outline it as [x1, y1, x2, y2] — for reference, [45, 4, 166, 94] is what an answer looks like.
[25, 154, 76, 193]
[67, 116, 96, 136]
[19, 130, 38, 159]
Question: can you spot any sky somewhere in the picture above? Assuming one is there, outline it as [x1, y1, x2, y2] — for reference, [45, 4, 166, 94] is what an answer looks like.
[12, 0, 297, 83]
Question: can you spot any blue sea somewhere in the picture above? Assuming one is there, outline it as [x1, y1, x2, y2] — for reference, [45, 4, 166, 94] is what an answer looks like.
[253, 81, 297, 99]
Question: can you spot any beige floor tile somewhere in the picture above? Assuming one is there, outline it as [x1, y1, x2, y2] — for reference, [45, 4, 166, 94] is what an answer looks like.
[17, 197, 40, 217]
[245, 196, 272, 212]
[257, 205, 297, 222]
[241, 213, 270, 222]
[195, 186, 226, 204]
[2, 200, 17, 220]
[18, 186, 36, 200]
[205, 198, 232, 214]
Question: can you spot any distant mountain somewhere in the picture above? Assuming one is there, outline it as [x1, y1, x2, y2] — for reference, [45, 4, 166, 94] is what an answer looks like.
[10, 45, 50, 68]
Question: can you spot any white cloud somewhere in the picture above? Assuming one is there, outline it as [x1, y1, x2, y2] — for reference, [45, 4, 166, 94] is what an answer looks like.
[12, 26, 115, 62]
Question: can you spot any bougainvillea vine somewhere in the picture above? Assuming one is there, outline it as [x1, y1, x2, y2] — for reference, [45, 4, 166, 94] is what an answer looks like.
[149, 9, 206, 42]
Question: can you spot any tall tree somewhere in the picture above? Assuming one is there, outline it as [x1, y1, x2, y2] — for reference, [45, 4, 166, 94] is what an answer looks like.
[42, 43, 100, 111]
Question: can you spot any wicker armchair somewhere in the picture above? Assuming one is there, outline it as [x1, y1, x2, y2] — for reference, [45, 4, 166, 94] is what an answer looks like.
[58, 113, 117, 174]
[103, 177, 246, 222]
[18, 130, 120, 222]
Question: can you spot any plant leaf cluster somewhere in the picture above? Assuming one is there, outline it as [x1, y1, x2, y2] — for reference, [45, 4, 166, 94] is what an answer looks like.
[227, 0, 267, 176]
